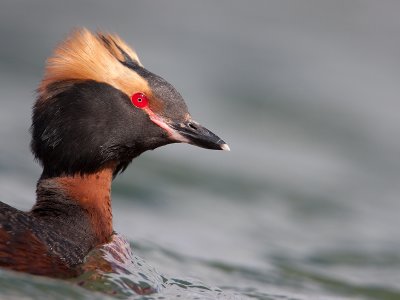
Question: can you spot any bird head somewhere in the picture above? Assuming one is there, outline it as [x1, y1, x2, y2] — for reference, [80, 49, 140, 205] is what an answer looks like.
[31, 28, 229, 177]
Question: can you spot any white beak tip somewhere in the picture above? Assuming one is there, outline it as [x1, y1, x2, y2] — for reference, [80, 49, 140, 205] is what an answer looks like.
[221, 143, 231, 151]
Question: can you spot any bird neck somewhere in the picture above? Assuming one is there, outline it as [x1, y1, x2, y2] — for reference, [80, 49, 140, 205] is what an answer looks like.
[32, 165, 115, 246]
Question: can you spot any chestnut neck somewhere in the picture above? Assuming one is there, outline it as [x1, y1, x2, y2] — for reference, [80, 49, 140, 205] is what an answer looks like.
[32, 165, 115, 246]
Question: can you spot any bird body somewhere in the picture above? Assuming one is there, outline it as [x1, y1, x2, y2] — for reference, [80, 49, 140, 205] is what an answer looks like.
[0, 29, 228, 278]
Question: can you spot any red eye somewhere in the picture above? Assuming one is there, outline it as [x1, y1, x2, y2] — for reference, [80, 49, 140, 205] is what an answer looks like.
[131, 92, 149, 108]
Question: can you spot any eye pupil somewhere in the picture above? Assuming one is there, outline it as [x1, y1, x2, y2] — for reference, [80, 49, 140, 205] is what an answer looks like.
[137, 98, 142, 102]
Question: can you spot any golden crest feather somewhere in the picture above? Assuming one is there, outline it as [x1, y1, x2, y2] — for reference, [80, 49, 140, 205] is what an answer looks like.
[39, 28, 150, 98]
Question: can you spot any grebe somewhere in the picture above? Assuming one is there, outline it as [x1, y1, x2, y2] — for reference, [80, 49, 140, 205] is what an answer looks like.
[0, 28, 229, 278]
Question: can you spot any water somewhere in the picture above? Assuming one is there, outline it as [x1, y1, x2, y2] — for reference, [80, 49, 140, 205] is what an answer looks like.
[1, 1, 400, 299]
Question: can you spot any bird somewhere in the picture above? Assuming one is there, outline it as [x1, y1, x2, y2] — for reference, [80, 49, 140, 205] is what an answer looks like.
[0, 28, 229, 278]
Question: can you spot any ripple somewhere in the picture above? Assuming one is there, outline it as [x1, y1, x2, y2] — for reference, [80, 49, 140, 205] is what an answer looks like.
[73, 234, 247, 299]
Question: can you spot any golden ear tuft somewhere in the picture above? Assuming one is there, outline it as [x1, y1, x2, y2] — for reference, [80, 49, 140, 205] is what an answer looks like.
[97, 32, 142, 66]
[39, 28, 149, 98]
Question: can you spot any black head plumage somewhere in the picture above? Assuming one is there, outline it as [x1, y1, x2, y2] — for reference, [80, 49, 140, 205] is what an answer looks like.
[31, 28, 228, 178]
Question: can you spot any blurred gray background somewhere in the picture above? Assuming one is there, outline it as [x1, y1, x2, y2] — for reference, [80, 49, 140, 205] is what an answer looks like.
[1, 1, 400, 299]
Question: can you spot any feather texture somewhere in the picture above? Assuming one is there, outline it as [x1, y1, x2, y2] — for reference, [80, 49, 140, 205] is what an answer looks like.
[39, 28, 150, 99]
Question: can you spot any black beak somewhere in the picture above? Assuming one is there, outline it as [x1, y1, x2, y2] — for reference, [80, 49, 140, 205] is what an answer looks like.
[169, 119, 230, 151]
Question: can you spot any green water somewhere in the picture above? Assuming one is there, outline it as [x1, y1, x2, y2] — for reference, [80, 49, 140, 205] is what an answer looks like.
[1, 1, 400, 299]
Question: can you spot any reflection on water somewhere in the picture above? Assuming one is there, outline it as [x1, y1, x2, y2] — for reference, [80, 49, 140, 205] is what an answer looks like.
[76, 234, 159, 297]
[77, 234, 242, 299]
[1, 0, 400, 299]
